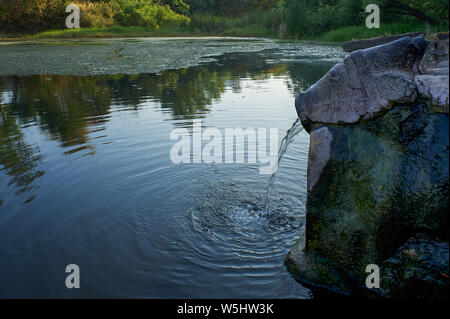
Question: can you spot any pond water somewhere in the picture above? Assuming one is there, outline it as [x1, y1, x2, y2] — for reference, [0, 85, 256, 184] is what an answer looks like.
[0, 38, 344, 298]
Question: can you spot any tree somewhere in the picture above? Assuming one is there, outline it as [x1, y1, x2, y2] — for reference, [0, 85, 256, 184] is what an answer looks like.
[156, 0, 190, 15]
[378, 0, 448, 26]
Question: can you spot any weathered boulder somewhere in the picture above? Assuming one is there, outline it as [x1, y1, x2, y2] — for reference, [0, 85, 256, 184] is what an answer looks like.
[296, 36, 428, 131]
[287, 36, 449, 298]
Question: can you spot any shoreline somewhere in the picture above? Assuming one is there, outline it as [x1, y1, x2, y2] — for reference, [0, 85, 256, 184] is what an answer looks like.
[0, 22, 435, 43]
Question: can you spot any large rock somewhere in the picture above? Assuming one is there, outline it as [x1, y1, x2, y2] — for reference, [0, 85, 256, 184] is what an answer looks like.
[296, 36, 428, 131]
[288, 36, 449, 298]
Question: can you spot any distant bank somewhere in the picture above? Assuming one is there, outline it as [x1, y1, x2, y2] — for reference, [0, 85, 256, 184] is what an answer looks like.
[0, 22, 437, 44]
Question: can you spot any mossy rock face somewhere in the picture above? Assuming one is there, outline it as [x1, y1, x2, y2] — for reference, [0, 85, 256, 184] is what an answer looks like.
[380, 234, 449, 298]
[287, 103, 449, 298]
[286, 233, 354, 296]
[290, 35, 449, 298]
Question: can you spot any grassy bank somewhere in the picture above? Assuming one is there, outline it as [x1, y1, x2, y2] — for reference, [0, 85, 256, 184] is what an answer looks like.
[27, 26, 170, 39]
[317, 22, 432, 42]
[25, 25, 273, 39]
[25, 13, 277, 39]
[25, 22, 434, 42]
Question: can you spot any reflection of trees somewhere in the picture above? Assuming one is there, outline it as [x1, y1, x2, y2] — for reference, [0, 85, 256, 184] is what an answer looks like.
[0, 51, 296, 202]
[13, 76, 113, 147]
[2, 51, 290, 146]
[108, 52, 290, 118]
[110, 68, 227, 117]
[0, 103, 44, 204]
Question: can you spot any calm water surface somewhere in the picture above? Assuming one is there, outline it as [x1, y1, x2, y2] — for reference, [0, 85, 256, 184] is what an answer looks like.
[0, 38, 343, 298]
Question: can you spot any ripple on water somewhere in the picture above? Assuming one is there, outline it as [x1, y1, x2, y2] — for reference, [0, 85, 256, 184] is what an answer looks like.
[189, 197, 304, 260]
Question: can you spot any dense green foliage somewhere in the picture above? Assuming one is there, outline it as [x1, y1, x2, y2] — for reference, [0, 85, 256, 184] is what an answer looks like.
[113, 0, 189, 29]
[0, 0, 191, 33]
[277, 0, 448, 38]
[0, 0, 448, 39]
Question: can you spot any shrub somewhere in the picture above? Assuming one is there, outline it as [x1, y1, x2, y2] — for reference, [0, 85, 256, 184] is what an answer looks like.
[0, 0, 116, 33]
[113, 0, 190, 30]
[189, 14, 233, 33]
[70, 1, 116, 28]
[0, 0, 67, 33]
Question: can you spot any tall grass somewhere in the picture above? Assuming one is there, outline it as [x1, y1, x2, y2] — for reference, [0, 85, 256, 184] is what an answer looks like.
[26, 7, 439, 42]
[318, 22, 432, 42]
[28, 26, 154, 39]
[188, 12, 277, 37]
[29, 21, 432, 42]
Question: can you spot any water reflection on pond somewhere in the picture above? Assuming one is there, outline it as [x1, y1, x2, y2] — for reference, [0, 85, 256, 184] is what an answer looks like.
[0, 41, 341, 298]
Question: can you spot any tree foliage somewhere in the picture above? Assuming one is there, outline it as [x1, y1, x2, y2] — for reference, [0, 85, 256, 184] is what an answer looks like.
[279, 0, 448, 37]
[377, 0, 449, 26]
[0, 0, 191, 33]
[113, 0, 189, 29]
[0, 0, 448, 35]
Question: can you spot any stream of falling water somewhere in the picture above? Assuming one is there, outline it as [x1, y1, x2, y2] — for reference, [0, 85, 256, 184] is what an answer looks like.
[264, 118, 304, 211]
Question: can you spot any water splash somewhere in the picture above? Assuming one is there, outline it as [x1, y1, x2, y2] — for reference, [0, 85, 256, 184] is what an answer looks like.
[264, 119, 304, 212]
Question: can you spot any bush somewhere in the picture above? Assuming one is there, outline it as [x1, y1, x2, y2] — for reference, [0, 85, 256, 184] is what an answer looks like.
[113, 0, 190, 30]
[189, 14, 234, 33]
[74, 1, 116, 28]
[0, 0, 190, 34]
[0, 0, 67, 33]
[0, 0, 116, 33]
